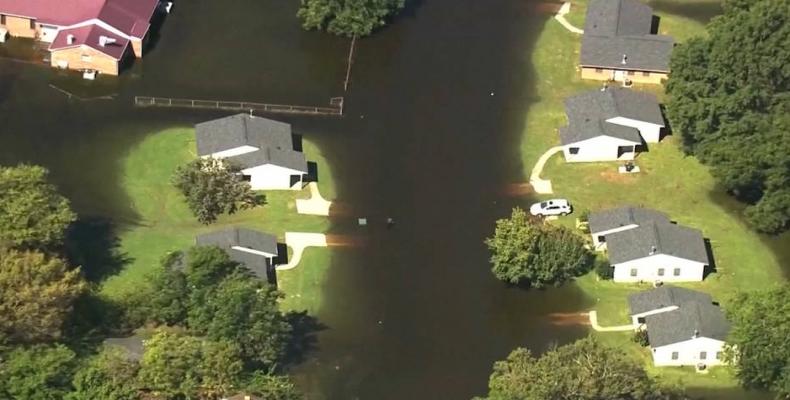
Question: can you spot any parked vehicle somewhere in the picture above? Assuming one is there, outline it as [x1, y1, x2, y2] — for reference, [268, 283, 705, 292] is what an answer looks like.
[530, 199, 572, 217]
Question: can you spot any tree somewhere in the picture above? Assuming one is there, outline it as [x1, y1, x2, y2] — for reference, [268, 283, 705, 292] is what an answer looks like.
[172, 157, 259, 225]
[68, 347, 140, 400]
[143, 252, 190, 326]
[481, 337, 685, 400]
[0, 344, 76, 400]
[0, 248, 87, 343]
[725, 285, 790, 397]
[138, 331, 243, 400]
[297, 0, 405, 37]
[485, 208, 594, 288]
[0, 164, 76, 249]
[243, 371, 302, 400]
[665, 0, 790, 234]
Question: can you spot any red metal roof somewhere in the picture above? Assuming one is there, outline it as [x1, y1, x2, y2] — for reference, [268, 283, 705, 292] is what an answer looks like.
[49, 24, 129, 60]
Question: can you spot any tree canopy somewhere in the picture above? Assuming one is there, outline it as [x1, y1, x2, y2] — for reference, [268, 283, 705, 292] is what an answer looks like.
[0, 344, 76, 400]
[172, 158, 259, 225]
[0, 248, 86, 343]
[0, 165, 76, 248]
[68, 347, 140, 400]
[665, 0, 790, 234]
[480, 337, 685, 400]
[297, 0, 405, 37]
[485, 208, 594, 288]
[725, 285, 790, 398]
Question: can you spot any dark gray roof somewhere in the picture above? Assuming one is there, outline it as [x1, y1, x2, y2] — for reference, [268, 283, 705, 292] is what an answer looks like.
[607, 221, 709, 264]
[589, 206, 670, 234]
[560, 88, 663, 145]
[103, 335, 146, 361]
[646, 301, 730, 347]
[584, 0, 653, 36]
[581, 34, 674, 72]
[628, 285, 713, 315]
[195, 114, 307, 172]
[196, 228, 278, 280]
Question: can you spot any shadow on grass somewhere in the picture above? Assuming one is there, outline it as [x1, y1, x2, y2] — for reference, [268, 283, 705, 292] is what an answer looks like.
[282, 311, 327, 368]
[65, 217, 133, 283]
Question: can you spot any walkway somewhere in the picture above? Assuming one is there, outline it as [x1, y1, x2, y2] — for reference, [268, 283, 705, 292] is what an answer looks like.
[277, 232, 328, 271]
[554, 2, 584, 34]
[529, 146, 563, 194]
[587, 311, 634, 332]
[296, 182, 333, 216]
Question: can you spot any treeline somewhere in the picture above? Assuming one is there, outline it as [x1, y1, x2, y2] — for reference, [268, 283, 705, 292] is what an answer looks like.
[0, 164, 305, 399]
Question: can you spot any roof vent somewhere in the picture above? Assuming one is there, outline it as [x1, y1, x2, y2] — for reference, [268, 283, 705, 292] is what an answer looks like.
[621, 54, 628, 65]
[649, 245, 657, 255]
[692, 329, 699, 339]
[98, 35, 116, 47]
[67, 34, 75, 45]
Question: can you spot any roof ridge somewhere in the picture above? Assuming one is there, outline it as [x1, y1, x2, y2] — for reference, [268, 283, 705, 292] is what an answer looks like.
[650, 220, 662, 255]
[615, 0, 625, 35]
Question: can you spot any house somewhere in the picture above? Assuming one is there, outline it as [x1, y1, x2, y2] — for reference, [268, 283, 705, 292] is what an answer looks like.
[607, 220, 709, 282]
[588, 206, 669, 249]
[0, 0, 164, 75]
[559, 87, 665, 162]
[629, 286, 729, 367]
[196, 227, 280, 283]
[580, 0, 674, 85]
[195, 114, 309, 191]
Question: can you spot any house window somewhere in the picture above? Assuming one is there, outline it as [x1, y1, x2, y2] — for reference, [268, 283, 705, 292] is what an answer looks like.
[630, 268, 638, 277]
[657, 268, 665, 276]
[568, 147, 579, 155]
[30, 19, 35, 30]
[627, 71, 635, 76]
[595, 68, 603, 73]
[700, 351, 707, 360]
[597, 235, 606, 243]
[673, 268, 681, 276]
[716, 351, 722, 360]
[642, 72, 651, 77]
[241, 175, 252, 182]
[1, 14, 6, 25]
[671, 352, 679, 360]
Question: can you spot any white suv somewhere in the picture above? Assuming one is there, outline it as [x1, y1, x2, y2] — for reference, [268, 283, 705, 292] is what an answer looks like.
[529, 199, 572, 217]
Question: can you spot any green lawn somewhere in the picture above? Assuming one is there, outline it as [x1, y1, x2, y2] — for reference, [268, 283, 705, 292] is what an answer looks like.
[521, 2, 786, 393]
[101, 127, 336, 314]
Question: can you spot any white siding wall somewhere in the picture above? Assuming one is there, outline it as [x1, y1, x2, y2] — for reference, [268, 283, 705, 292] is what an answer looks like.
[590, 224, 639, 249]
[631, 305, 679, 326]
[243, 164, 303, 191]
[612, 254, 705, 282]
[562, 136, 639, 163]
[652, 337, 726, 367]
[207, 145, 259, 159]
[606, 117, 664, 143]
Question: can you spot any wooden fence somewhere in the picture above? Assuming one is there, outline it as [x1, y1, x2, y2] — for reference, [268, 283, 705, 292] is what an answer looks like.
[133, 96, 344, 116]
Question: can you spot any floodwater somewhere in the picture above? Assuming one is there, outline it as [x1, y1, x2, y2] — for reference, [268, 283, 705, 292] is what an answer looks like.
[0, 1, 780, 399]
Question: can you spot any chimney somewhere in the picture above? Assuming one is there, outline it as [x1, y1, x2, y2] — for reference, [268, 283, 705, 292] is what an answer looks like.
[67, 34, 75, 45]
[692, 329, 699, 339]
[649, 245, 656, 255]
[621, 54, 628, 65]
[98, 35, 116, 47]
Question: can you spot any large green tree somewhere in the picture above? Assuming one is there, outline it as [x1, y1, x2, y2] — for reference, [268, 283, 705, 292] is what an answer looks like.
[297, 0, 405, 37]
[0, 165, 76, 248]
[0, 249, 87, 343]
[485, 208, 594, 288]
[725, 285, 790, 397]
[243, 372, 302, 400]
[480, 337, 684, 400]
[172, 158, 259, 225]
[665, 0, 790, 234]
[0, 344, 76, 400]
[68, 347, 140, 400]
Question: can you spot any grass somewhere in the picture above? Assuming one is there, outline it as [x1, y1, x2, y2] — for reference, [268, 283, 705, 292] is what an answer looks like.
[521, 1, 786, 393]
[101, 127, 336, 314]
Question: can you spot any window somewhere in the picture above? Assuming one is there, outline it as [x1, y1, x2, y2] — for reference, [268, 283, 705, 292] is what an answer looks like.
[657, 268, 665, 276]
[595, 68, 603, 73]
[700, 351, 707, 360]
[597, 235, 606, 243]
[716, 352, 722, 360]
[627, 71, 635, 76]
[241, 175, 252, 182]
[1, 14, 5, 25]
[673, 268, 681, 276]
[30, 19, 35, 29]
[671, 352, 679, 360]
[630, 268, 638, 277]
[642, 72, 651, 77]
[568, 147, 579, 155]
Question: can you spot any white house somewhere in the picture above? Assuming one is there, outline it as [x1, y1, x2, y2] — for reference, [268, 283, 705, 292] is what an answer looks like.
[195, 114, 309, 191]
[559, 87, 665, 162]
[196, 227, 281, 284]
[588, 206, 670, 249]
[628, 286, 729, 367]
[607, 221, 709, 282]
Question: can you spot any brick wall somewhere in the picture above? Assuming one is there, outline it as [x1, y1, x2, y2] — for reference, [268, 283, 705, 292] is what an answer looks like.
[581, 67, 667, 85]
[1, 15, 36, 38]
[50, 45, 124, 75]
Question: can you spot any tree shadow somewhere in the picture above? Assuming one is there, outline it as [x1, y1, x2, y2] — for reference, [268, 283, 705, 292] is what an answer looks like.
[64, 217, 133, 283]
[282, 311, 327, 368]
[63, 292, 129, 350]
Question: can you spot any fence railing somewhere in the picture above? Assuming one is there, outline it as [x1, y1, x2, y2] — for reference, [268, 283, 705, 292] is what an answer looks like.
[133, 96, 344, 116]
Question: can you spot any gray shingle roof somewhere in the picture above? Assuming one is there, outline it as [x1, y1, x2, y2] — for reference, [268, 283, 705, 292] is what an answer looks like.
[560, 88, 662, 145]
[589, 206, 670, 234]
[196, 228, 278, 280]
[584, 0, 653, 36]
[195, 114, 308, 172]
[606, 221, 709, 264]
[580, 34, 674, 72]
[104, 335, 146, 361]
[645, 301, 730, 347]
[628, 285, 713, 315]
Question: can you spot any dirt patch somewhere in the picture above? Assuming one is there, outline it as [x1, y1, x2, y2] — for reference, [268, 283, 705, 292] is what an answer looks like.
[502, 183, 535, 196]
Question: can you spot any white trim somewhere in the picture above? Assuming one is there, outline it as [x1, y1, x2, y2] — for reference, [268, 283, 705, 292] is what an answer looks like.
[231, 246, 277, 258]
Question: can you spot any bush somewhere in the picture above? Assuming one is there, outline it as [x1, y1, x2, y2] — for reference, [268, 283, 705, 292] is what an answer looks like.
[633, 329, 649, 347]
[594, 258, 613, 280]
